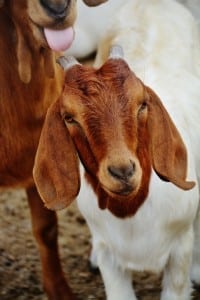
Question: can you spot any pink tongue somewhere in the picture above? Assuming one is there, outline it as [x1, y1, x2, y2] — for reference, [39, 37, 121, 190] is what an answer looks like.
[44, 27, 74, 52]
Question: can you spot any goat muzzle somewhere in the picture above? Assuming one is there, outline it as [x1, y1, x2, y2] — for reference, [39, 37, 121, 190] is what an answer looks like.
[108, 163, 135, 182]
[39, 0, 69, 20]
[98, 156, 142, 199]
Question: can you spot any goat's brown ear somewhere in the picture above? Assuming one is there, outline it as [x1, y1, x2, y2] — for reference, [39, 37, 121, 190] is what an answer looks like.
[147, 86, 195, 190]
[82, 0, 108, 6]
[33, 100, 80, 210]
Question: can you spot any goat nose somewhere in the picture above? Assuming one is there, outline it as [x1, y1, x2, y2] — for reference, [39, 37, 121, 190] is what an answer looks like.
[108, 162, 135, 182]
[40, 0, 68, 19]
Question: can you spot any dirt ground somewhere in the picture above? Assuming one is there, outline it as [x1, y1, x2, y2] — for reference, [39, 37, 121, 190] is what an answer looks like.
[0, 189, 199, 300]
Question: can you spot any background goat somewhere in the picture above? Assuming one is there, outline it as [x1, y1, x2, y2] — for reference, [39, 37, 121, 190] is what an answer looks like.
[34, 0, 200, 299]
[66, 0, 124, 59]
[66, 0, 200, 60]
[0, 0, 107, 299]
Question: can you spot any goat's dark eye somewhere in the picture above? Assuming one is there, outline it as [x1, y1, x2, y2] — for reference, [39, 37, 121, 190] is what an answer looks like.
[63, 114, 75, 124]
[138, 101, 147, 113]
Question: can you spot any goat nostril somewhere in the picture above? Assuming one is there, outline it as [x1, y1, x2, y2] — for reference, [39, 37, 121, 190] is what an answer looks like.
[40, 0, 68, 19]
[108, 162, 135, 181]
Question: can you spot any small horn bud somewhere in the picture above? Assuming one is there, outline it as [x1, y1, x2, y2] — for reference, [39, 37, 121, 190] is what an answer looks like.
[108, 45, 124, 59]
[56, 56, 80, 71]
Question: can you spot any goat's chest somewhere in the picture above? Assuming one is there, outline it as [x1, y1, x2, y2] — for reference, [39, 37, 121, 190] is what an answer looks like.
[77, 169, 198, 273]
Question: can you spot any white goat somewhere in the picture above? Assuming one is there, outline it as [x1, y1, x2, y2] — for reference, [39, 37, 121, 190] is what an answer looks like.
[66, 0, 200, 59]
[66, 0, 124, 58]
[178, 0, 200, 30]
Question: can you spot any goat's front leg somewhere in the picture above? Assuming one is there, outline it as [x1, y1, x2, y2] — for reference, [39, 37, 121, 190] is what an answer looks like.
[161, 228, 193, 300]
[27, 186, 76, 300]
[96, 244, 137, 300]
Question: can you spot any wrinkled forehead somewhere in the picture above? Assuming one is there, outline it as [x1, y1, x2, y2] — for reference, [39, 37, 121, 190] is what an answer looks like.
[64, 59, 145, 101]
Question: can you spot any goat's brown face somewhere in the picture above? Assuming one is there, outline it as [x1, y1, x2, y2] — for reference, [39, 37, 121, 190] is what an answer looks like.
[60, 60, 149, 199]
[27, 0, 76, 28]
[9, 0, 108, 51]
[33, 50, 195, 213]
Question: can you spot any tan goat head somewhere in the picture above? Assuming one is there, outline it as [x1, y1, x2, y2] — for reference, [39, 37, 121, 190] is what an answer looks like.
[8, 0, 107, 83]
[33, 46, 195, 216]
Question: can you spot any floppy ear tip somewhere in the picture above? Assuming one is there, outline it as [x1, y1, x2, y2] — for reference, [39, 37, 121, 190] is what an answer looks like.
[42, 185, 80, 210]
[167, 177, 196, 191]
[35, 182, 79, 211]
[33, 167, 80, 211]
[181, 180, 196, 191]
[155, 170, 196, 191]
[44, 198, 74, 211]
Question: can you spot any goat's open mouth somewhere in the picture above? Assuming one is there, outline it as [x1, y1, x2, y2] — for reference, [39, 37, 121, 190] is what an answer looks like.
[28, 0, 76, 52]
[36, 23, 75, 52]
[43, 26, 75, 51]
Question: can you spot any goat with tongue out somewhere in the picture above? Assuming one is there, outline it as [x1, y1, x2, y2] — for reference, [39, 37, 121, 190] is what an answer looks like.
[42, 0, 108, 52]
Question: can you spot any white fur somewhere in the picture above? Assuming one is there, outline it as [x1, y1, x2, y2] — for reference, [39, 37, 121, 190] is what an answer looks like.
[66, 0, 124, 58]
[178, 0, 200, 30]
[66, 0, 200, 59]
[77, 0, 200, 299]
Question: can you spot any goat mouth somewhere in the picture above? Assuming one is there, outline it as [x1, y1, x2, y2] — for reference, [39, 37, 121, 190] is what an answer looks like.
[43, 26, 75, 51]
[102, 184, 136, 198]
[111, 187, 134, 196]
[28, 0, 75, 52]
[31, 20, 75, 52]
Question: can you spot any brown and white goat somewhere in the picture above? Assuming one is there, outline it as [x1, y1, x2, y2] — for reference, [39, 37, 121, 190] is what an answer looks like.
[33, 42, 200, 299]
[0, 0, 107, 299]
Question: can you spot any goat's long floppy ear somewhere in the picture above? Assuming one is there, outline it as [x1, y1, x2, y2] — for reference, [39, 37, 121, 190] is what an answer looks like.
[147, 87, 195, 190]
[82, 0, 108, 6]
[33, 100, 80, 210]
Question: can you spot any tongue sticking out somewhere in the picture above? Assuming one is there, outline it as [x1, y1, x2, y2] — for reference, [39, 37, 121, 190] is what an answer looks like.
[44, 27, 74, 52]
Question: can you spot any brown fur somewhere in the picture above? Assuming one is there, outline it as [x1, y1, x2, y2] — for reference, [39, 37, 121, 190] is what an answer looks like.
[0, 0, 107, 299]
[34, 58, 195, 219]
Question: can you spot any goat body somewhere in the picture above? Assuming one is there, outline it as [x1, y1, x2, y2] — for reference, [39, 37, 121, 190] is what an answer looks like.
[34, 0, 200, 299]
[0, 0, 107, 299]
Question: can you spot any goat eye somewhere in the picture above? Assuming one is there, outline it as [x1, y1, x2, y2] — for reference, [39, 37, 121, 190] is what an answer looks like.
[63, 114, 75, 124]
[138, 101, 147, 113]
